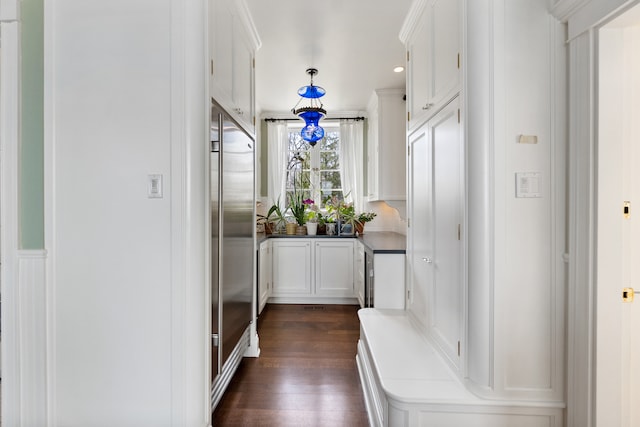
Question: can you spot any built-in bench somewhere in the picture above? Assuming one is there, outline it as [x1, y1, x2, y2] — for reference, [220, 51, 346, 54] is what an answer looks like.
[356, 308, 564, 427]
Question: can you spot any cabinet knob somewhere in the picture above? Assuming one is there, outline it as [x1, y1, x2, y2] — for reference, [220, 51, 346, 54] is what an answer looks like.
[422, 257, 433, 264]
[422, 103, 434, 110]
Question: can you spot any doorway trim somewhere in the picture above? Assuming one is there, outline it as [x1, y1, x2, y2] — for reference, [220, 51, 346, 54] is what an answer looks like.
[0, 3, 22, 426]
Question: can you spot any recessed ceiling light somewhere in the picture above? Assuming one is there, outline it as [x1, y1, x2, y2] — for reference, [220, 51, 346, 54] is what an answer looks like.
[393, 66, 405, 73]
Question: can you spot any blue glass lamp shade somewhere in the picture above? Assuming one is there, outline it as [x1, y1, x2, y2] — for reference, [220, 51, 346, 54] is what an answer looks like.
[299, 110, 325, 144]
[298, 84, 326, 99]
[292, 68, 327, 146]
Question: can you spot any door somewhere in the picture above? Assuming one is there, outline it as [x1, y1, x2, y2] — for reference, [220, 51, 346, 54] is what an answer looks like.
[429, 97, 462, 368]
[598, 12, 640, 426]
[407, 119, 432, 331]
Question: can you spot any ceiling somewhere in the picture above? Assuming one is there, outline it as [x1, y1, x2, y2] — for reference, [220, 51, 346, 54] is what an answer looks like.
[245, 0, 413, 117]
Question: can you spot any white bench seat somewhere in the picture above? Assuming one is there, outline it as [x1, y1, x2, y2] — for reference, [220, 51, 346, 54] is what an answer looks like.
[356, 308, 564, 427]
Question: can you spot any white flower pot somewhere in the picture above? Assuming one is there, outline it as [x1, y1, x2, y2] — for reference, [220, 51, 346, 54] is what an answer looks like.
[306, 222, 318, 235]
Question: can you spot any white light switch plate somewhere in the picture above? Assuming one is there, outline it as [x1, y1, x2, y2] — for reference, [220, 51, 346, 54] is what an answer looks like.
[148, 174, 163, 198]
[516, 172, 541, 198]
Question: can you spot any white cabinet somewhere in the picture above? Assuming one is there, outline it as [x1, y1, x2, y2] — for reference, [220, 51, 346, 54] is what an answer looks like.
[315, 240, 354, 298]
[366, 89, 406, 205]
[402, 0, 460, 129]
[208, 0, 260, 133]
[258, 240, 271, 314]
[268, 238, 357, 303]
[407, 96, 463, 370]
[354, 241, 365, 308]
[271, 239, 312, 296]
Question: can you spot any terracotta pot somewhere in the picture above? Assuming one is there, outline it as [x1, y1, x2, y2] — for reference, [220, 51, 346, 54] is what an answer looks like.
[264, 222, 274, 235]
[285, 223, 297, 235]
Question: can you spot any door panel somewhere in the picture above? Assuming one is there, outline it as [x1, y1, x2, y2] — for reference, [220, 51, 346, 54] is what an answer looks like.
[408, 124, 432, 330]
[430, 98, 462, 368]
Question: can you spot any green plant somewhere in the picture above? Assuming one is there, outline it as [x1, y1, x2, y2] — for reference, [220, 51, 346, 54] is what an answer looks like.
[357, 211, 377, 223]
[258, 198, 288, 233]
[288, 191, 307, 226]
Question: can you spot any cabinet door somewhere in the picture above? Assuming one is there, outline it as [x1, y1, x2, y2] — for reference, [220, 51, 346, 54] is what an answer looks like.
[407, 4, 430, 127]
[209, 0, 233, 105]
[429, 98, 463, 368]
[315, 241, 354, 298]
[408, 97, 462, 369]
[354, 241, 365, 307]
[272, 239, 312, 296]
[366, 101, 379, 200]
[407, 0, 460, 129]
[258, 241, 271, 314]
[232, 25, 254, 131]
[429, 0, 460, 109]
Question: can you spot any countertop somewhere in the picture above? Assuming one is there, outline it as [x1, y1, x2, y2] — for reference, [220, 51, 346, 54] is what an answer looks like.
[257, 231, 406, 254]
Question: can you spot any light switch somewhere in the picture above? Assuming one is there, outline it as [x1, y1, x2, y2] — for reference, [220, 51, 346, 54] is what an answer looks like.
[515, 172, 541, 198]
[148, 174, 163, 198]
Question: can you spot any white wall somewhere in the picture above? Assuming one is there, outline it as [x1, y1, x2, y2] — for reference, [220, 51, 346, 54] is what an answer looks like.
[46, 1, 208, 425]
[465, 0, 566, 402]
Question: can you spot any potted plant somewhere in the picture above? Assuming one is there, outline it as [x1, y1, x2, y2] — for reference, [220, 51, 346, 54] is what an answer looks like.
[355, 211, 377, 235]
[304, 200, 320, 235]
[287, 191, 309, 235]
[258, 198, 288, 234]
[337, 203, 358, 235]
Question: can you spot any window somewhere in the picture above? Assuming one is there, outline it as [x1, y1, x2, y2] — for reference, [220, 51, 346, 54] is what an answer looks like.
[285, 124, 343, 208]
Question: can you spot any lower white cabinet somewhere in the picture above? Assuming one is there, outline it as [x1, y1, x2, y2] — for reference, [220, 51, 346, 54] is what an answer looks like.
[314, 240, 354, 298]
[354, 241, 365, 307]
[263, 238, 358, 303]
[271, 239, 312, 296]
[258, 240, 271, 314]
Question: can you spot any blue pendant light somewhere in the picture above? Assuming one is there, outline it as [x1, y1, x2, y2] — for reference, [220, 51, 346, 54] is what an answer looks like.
[292, 68, 326, 146]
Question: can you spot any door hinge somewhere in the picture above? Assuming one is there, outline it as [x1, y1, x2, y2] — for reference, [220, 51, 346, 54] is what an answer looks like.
[253, 58, 255, 68]
[407, 218, 410, 228]
[457, 53, 460, 69]
[457, 224, 461, 240]
[210, 60, 214, 76]
[407, 111, 410, 122]
[458, 109, 461, 123]
[407, 51, 410, 62]
[211, 333, 220, 347]
[624, 201, 630, 219]
[457, 341, 461, 356]
[407, 289, 411, 300]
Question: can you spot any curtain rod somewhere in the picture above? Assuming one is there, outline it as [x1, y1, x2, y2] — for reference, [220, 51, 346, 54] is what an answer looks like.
[264, 117, 365, 122]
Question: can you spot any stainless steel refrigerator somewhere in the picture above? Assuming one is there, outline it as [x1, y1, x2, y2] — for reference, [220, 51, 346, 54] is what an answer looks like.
[210, 101, 254, 406]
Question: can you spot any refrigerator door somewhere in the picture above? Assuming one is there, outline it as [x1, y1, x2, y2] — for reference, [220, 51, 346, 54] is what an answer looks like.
[218, 107, 254, 369]
[210, 105, 255, 372]
[210, 113, 221, 381]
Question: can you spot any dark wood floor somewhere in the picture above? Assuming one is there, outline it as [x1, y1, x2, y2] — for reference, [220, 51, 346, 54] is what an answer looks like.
[213, 304, 369, 427]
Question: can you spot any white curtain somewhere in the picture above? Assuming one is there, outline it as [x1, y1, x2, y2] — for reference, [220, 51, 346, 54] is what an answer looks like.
[267, 120, 288, 208]
[339, 119, 364, 212]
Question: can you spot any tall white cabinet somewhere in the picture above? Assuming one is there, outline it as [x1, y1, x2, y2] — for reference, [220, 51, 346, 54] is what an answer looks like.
[400, 0, 567, 414]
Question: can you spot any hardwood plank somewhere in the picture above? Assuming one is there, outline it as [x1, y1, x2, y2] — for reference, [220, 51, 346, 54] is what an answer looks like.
[213, 304, 369, 426]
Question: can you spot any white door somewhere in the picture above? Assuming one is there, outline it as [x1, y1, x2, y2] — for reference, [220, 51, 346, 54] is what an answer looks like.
[407, 120, 432, 330]
[598, 11, 640, 426]
[429, 97, 462, 368]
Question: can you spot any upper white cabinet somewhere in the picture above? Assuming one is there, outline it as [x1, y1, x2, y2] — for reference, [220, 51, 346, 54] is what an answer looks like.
[401, 0, 460, 129]
[366, 89, 406, 205]
[208, 0, 260, 133]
